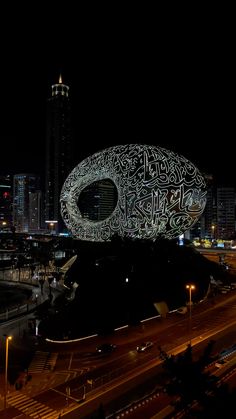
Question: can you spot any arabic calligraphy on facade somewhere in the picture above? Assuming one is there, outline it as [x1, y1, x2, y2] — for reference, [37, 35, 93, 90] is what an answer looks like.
[60, 144, 207, 241]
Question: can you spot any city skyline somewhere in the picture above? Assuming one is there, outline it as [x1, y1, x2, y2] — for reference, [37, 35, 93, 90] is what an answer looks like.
[1, 14, 234, 187]
[1, 67, 233, 185]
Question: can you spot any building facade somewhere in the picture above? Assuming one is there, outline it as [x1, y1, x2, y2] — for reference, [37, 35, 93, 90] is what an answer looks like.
[216, 187, 235, 239]
[0, 174, 12, 232]
[13, 174, 40, 233]
[45, 75, 73, 233]
[29, 190, 43, 232]
[189, 176, 236, 241]
[78, 179, 118, 221]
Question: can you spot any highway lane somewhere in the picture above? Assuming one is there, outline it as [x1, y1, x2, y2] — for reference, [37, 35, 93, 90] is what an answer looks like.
[2, 329, 236, 419]
[2, 291, 236, 417]
[197, 248, 236, 272]
[102, 327, 236, 418]
[64, 292, 236, 418]
[112, 391, 174, 419]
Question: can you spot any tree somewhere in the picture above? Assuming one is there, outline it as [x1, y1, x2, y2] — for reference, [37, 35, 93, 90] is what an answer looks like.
[159, 342, 219, 412]
[95, 403, 105, 419]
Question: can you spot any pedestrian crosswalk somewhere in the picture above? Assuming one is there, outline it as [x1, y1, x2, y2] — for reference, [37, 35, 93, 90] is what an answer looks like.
[6, 391, 59, 418]
[28, 351, 58, 374]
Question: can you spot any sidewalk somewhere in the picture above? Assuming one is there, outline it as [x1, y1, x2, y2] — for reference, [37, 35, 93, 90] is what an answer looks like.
[0, 271, 67, 322]
[0, 281, 68, 410]
[0, 330, 70, 412]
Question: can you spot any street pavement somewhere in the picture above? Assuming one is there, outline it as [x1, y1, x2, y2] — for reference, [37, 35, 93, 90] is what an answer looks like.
[0, 287, 235, 417]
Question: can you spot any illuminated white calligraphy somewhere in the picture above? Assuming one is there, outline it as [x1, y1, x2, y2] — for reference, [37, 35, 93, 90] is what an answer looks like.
[60, 144, 207, 241]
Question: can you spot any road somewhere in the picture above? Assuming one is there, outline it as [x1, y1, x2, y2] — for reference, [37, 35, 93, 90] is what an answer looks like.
[197, 248, 236, 272]
[1, 290, 236, 418]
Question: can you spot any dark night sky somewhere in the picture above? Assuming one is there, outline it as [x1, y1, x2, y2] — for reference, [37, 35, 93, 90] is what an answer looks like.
[1, 8, 234, 187]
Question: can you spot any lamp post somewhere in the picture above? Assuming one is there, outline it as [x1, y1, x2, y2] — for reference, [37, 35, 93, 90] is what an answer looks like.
[211, 224, 215, 240]
[186, 284, 195, 345]
[45, 220, 58, 235]
[4, 335, 12, 410]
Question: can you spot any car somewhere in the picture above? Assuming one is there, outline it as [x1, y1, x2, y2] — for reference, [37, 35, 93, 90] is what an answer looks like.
[136, 341, 154, 352]
[96, 343, 117, 354]
[177, 306, 188, 314]
[215, 359, 228, 368]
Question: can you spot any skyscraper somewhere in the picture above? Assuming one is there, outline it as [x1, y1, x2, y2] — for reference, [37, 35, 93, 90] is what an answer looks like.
[78, 180, 118, 221]
[29, 190, 43, 232]
[13, 174, 40, 233]
[45, 75, 73, 233]
[0, 174, 12, 231]
[217, 187, 235, 239]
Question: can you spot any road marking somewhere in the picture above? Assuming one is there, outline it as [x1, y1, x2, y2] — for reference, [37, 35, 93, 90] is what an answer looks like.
[6, 391, 59, 418]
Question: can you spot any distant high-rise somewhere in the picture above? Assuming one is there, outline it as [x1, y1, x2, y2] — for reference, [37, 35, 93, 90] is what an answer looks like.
[0, 174, 12, 231]
[13, 174, 40, 233]
[78, 180, 118, 221]
[201, 173, 217, 239]
[217, 187, 235, 239]
[189, 174, 236, 241]
[45, 75, 73, 233]
[29, 191, 43, 232]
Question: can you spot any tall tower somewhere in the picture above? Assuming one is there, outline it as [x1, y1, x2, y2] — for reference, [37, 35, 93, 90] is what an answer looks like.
[217, 187, 235, 239]
[45, 75, 73, 233]
[13, 174, 40, 233]
[0, 174, 12, 231]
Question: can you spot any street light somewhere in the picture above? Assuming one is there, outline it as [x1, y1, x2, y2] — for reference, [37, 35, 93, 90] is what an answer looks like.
[211, 224, 215, 240]
[45, 220, 58, 235]
[4, 334, 12, 410]
[186, 284, 195, 345]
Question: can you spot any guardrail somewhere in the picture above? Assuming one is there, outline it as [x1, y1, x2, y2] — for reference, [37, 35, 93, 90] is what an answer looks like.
[0, 303, 30, 321]
[0, 267, 50, 321]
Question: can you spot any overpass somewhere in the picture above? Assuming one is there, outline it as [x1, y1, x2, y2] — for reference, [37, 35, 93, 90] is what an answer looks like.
[196, 247, 236, 271]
